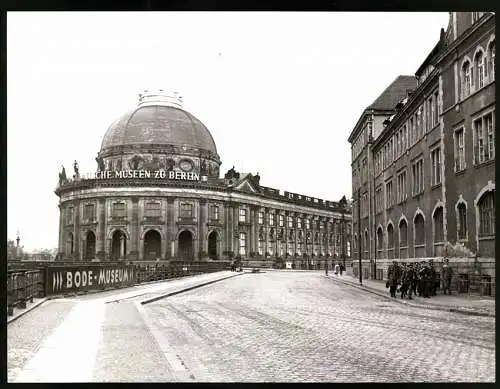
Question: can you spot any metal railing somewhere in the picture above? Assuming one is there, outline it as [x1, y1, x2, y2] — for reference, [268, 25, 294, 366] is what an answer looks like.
[134, 260, 231, 284]
[7, 270, 45, 316]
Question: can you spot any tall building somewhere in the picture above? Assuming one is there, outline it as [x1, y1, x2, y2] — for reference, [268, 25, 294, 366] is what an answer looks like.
[348, 12, 495, 280]
[55, 90, 352, 267]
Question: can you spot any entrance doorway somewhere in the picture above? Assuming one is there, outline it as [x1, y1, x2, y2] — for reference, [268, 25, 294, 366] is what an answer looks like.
[111, 230, 127, 259]
[144, 230, 161, 260]
[178, 230, 194, 260]
[208, 231, 218, 259]
[85, 231, 96, 259]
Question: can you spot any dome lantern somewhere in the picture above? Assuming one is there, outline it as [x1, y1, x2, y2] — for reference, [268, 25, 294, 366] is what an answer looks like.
[138, 89, 183, 109]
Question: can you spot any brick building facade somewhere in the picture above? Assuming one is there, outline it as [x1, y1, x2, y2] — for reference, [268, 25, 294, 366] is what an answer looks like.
[348, 12, 495, 279]
[55, 90, 352, 266]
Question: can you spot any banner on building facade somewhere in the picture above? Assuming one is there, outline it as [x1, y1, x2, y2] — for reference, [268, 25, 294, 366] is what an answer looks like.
[45, 264, 136, 295]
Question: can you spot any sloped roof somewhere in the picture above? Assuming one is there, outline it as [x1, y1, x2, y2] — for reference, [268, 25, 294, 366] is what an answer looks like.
[368, 75, 418, 111]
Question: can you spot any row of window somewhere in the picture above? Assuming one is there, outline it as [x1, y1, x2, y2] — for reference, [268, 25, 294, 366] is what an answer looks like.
[373, 90, 440, 176]
[239, 232, 351, 257]
[354, 191, 495, 251]
[461, 39, 495, 100]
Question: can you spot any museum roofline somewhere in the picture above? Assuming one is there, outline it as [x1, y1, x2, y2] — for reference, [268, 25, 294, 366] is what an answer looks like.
[55, 178, 351, 214]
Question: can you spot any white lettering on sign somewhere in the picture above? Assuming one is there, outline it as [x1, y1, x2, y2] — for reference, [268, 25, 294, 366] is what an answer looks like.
[74, 271, 81, 288]
[66, 272, 73, 288]
[97, 268, 130, 286]
[87, 170, 200, 181]
[88, 270, 93, 286]
[82, 271, 87, 287]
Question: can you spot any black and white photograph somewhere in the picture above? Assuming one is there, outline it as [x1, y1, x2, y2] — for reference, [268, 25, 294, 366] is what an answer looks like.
[6, 11, 495, 383]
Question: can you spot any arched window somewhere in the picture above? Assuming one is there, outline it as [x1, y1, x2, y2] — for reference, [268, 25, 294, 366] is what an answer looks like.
[414, 214, 425, 245]
[488, 40, 495, 81]
[399, 219, 408, 247]
[479, 191, 495, 236]
[387, 224, 394, 259]
[433, 206, 444, 243]
[475, 50, 485, 89]
[462, 60, 472, 98]
[377, 227, 383, 251]
[456, 202, 467, 240]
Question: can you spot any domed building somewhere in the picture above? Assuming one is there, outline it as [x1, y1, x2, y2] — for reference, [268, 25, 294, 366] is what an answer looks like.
[55, 90, 352, 267]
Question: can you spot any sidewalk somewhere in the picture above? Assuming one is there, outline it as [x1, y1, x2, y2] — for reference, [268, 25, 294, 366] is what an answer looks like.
[8, 270, 245, 382]
[327, 273, 495, 317]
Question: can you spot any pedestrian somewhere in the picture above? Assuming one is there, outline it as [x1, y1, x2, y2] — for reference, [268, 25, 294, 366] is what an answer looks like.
[403, 263, 415, 300]
[339, 263, 344, 276]
[419, 261, 431, 298]
[441, 258, 453, 295]
[429, 259, 437, 296]
[334, 263, 340, 276]
[415, 262, 422, 296]
[387, 260, 400, 298]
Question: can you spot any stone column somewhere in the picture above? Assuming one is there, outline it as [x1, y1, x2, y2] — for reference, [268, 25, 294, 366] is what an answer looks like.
[167, 198, 176, 258]
[233, 204, 239, 256]
[97, 199, 106, 260]
[325, 218, 331, 256]
[311, 216, 316, 256]
[199, 200, 208, 258]
[73, 200, 81, 260]
[120, 235, 125, 259]
[130, 197, 139, 260]
[225, 203, 233, 256]
[58, 204, 64, 256]
[264, 208, 269, 257]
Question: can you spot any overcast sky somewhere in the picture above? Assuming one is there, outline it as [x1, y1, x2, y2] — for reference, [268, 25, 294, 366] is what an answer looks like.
[7, 12, 449, 251]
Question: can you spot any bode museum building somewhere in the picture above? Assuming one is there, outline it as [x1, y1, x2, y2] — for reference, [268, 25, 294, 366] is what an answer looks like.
[55, 90, 352, 266]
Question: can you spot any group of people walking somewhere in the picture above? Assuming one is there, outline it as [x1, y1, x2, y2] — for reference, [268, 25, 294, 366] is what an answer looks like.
[387, 258, 453, 299]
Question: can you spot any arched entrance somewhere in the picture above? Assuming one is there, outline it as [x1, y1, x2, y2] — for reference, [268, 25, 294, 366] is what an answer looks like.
[85, 231, 96, 259]
[208, 231, 218, 259]
[144, 230, 162, 261]
[111, 230, 127, 259]
[178, 230, 194, 260]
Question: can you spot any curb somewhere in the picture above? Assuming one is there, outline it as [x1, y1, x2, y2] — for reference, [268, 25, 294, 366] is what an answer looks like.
[326, 275, 495, 318]
[140, 272, 247, 305]
[7, 298, 50, 325]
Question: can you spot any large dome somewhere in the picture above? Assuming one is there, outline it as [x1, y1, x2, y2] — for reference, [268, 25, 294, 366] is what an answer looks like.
[100, 90, 218, 155]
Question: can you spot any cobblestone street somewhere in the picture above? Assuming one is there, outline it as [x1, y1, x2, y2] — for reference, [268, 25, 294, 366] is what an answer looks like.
[142, 271, 495, 382]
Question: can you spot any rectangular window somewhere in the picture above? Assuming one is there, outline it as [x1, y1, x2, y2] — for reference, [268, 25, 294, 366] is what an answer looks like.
[430, 147, 441, 186]
[458, 204, 467, 240]
[306, 218, 310, 230]
[434, 91, 439, 124]
[385, 180, 393, 209]
[180, 203, 193, 218]
[83, 203, 95, 222]
[239, 208, 247, 223]
[395, 132, 400, 158]
[287, 216, 293, 228]
[410, 117, 415, 144]
[412, 159, 424, 195]
[268, 212, 274, 226]
[67, 206, 74, 225]
[279, 214, 284, 227]
[474, 111, 495, 164]
[258, 212, 264, 225]
[145, 201, 161, 218]
[454, 128, 465, 171]
[239, 232, 247, 256]
[297, 218, 302, 229]
[112, 202, 126, 219]
[258, 240, 264, 255]
[397, 171, 407, 203]
[210, 204, 220, 220]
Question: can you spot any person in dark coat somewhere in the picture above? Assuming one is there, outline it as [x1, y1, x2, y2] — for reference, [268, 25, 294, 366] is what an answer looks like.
[428, 259, 437, 296]
[401, 263, 415, 300]
[419, 262, 431, 298]
[387, 260, 401, 298]
[415, 262, 422, 296]
[441, 258, 453, 295]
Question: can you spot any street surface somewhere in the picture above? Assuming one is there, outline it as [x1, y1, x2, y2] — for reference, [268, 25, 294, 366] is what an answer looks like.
[8, 271, 495, 382]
